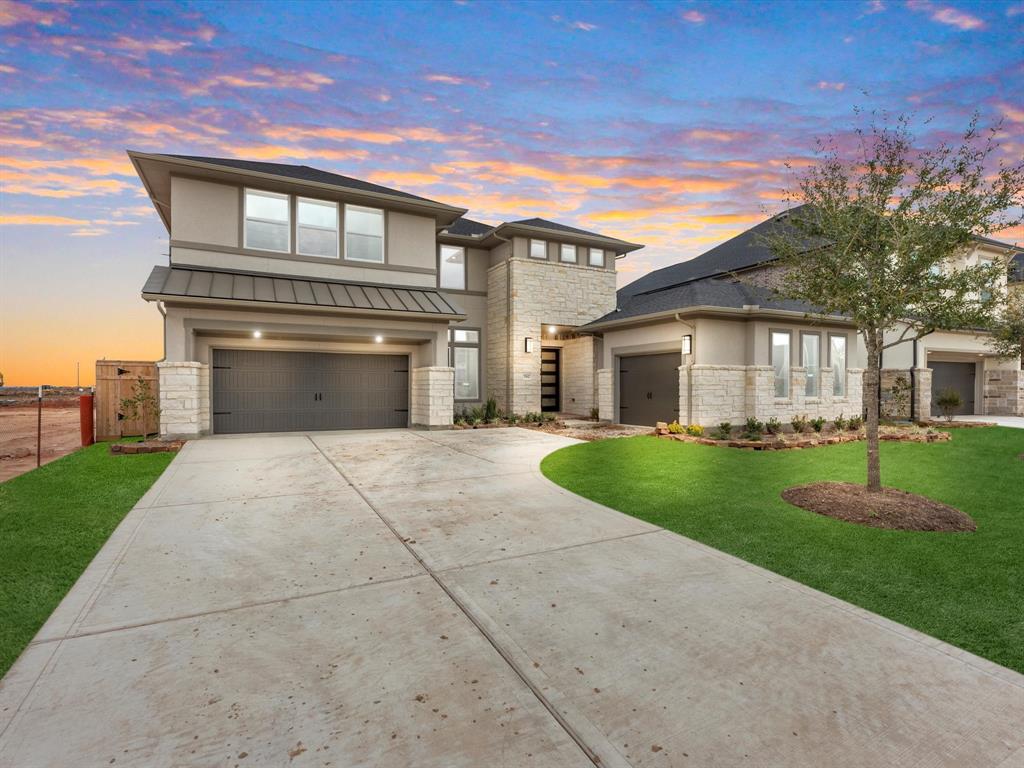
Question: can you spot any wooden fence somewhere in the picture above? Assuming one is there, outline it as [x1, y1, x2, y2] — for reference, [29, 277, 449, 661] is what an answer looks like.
[95, 361, 159, 440]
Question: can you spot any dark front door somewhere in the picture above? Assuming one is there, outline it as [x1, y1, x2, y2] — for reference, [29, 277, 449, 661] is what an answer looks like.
[619, 353, 680, 426]
[541, 348, 560, 412]
[930, 361, 976, 415]
[211, 349, 409, 434]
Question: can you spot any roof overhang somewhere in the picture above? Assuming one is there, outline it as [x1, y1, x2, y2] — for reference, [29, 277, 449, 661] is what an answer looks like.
[582, 304, 858, 333]
[144, 293, 464, 322]
[128, 151, 468, 234]
[491, 222, 643, 254]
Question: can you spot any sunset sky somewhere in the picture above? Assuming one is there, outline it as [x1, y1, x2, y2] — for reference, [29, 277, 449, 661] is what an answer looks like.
[1, 0, 1022, 385]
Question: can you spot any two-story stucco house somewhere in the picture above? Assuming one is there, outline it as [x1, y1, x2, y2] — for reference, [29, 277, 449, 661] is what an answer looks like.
[129, 152, 641, 436]
[585, 210, 1023, 426]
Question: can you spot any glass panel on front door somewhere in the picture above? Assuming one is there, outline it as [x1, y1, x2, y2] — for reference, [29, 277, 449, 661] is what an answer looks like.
[541, 348, 560, 412]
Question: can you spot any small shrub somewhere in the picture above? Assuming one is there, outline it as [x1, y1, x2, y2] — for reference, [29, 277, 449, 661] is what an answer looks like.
[685, 424, 704, 437]
[715, 422, 732, 440]
[484, 397, 499, 423]
[935, 388, 962, 422]
[765, 417, 783, 435]
[543, 412, 556, 422]
[791, 414, 809, 433]
[847, 415, 863, 431]
[810, 416, 825, 433]
[454, 410, 466, 426]
[667, 421, 685, 434]
[745, 417, 764, 435]
[833, 413, 848, 431]
[590, 406, 600, 421]
[507, 413, 520, 424]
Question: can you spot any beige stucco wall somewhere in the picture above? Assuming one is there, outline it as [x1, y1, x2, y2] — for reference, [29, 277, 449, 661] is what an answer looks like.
[170, 177, 239, 247]
[387, 211, 436, 271]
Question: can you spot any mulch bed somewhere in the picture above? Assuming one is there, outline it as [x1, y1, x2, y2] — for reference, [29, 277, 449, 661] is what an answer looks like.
[781, 482, 975, 532]
[110, 440, 185, 455]
[659, 429, 950, 451]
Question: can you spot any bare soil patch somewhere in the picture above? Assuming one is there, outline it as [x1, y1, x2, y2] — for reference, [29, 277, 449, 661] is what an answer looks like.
[781, 482, 975, 532]
[0, 406, 82, 483]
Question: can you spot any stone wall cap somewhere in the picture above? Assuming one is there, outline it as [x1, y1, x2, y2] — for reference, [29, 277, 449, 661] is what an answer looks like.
[157, 361, 207, 369]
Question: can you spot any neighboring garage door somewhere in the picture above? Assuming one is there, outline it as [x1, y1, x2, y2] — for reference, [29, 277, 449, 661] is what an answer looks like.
[930, 361, 975, 415]
[212, 349, 409, 434]
[619, 353, 680, 426]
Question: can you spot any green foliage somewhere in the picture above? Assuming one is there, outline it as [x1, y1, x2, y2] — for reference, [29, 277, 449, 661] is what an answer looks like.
[811, 416, 826, 433]
[834, 413, 848, 431]
[989, 290, 1024, 360]
[847, 415, 864, 431]
[791, 414, 809, 433]
[936, 388, 963, 422]
[714, 422, 732, 440]
[667, 421, 685, 434]
[590, 406, 600, 421]
[119, 376, 160, 439]
[507, 413, 520, 425]
[685, 424, 705, 437]
[484, 397, 500, 423]
[765, 417, 783, 435]
[745, 417, 764, 435]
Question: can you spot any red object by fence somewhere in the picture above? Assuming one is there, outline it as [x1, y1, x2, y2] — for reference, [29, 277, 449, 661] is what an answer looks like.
[80, 394, 95, 447]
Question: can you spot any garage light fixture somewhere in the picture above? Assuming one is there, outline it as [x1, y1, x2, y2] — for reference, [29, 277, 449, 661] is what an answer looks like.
[682, 334, 692, 355]
[525, 337, 534, 353]
[252, 330, 262, 339]
[374, 335, 384, 343]
[548, 325, 557, 334]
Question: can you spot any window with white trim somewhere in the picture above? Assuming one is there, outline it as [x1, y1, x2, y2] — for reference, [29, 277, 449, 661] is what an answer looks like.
[244, 189, 290, 253]
[771, 330, 791, 398]
[344, 204, 384, 263]
[830, 334, 847, 397]
[802, 332, 820, 397]
[439, 245, 466, 290]
[530, 239, 547, 259]
[449, 328, 480, 401]
[589, 248, 604, 267]
[296, 197, 338, 258]
[560, 244, 577, 263]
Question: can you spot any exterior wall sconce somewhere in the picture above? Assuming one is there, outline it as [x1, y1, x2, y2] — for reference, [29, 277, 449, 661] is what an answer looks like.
[682, 334, 692, 355]
[253, 330, 262, 339]
[525, 337, 534, 353]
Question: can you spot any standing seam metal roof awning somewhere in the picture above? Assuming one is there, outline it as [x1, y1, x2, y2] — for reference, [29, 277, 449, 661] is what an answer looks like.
[141, 265, 464, 318]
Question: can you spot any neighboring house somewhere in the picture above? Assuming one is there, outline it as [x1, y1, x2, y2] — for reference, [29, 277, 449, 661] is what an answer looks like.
[584, 210, 1024, 426]
[129, 152, 640, 436]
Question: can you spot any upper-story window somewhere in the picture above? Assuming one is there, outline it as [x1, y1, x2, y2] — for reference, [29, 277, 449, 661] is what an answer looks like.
[979, 258, 993, 302]
[439, 245, 466, 290]
[244, 189, 290, 253]
[296, 197, 338, 258]
[530, 239, 547, 259]
[560, 244, 577, 263]
[345, 204, 385, 263]
[589, 248, 605, 267]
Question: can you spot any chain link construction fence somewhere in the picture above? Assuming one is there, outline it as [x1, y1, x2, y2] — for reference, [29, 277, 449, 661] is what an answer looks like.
[0, 386, 90, 483]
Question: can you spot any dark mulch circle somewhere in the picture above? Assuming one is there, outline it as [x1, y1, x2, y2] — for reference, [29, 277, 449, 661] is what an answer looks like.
[781, 482, 976, 532]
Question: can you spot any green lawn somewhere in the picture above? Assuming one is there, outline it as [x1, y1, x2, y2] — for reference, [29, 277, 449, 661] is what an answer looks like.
[541, 427, 1024, 673]
[0, 443, 174, 677]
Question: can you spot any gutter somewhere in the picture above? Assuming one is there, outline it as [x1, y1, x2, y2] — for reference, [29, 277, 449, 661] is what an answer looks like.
[583, 304, 857, 333]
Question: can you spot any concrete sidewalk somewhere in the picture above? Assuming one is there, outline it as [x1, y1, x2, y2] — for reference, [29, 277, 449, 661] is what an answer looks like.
[1, 428, 1022, 767]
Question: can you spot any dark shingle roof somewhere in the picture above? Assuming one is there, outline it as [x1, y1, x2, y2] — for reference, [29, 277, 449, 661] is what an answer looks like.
[142, 265, 464, 317]
[443, 217, 495, 237]
[165, 155, 451, 206]
[618, 206, 810, 299]
[509, 217, 632, 243]
[586, 275, 832, 327]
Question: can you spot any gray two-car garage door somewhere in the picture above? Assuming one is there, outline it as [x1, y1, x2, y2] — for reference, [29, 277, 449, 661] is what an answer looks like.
[211, 349, 409, 434]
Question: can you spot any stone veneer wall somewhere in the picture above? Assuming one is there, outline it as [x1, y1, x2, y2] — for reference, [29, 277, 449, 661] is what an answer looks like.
[561, 336, 597, 415]
[410, 366, 455, 428]
[912, 368, 932, 421]
[488, 257, 616, 415]
[983, 368, 1024, 416]
[596, 368, 614, 421]
[678, 363, 864, 427]
[157, 361, 209, 437]
[880, 368, 934, 421]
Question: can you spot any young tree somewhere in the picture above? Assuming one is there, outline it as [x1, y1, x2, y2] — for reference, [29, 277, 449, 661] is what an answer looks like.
[762, 111, 1023, 492]
[989, 288, 1024, 360]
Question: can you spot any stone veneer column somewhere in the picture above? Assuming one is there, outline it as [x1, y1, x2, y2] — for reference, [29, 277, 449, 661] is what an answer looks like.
[983, 369, 1024, 416]
[561, 336, 596, 415]
[596, 368, 614, 422]
[410, 366, 455, 428]
[157, 361, 210, 438]
[912, 367, 932, 421]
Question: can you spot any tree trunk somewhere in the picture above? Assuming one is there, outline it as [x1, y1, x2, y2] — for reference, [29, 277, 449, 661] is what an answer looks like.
[863, 333, 882, 492]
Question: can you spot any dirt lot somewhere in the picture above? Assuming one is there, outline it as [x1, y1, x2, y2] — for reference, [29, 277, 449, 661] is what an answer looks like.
[0, 407, 82, 483]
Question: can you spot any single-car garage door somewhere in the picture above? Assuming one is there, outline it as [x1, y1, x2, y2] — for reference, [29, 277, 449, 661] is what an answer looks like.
[619, 352, 680, 426]
[212, 349, 409, 434]
[929, 361, 976, 416]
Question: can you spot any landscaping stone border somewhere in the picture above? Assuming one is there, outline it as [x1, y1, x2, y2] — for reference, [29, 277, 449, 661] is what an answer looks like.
[655, 427, 950, 451]
[110, 440, 185, 455]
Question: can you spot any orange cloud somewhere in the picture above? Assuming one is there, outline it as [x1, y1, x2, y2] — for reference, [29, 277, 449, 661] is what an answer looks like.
[365, 170, 444, 187]
[0, 0, 67, 27]
[681, 9, 706, 23]
[0, 214, 91, 226]
[686, 129, 745, 142]
[216, 143, 369, 162]
[997, 103, 1024, 123]
[185, 68, 333, 96]
[110, 35, 193, 57]
[0, 155, 136, 176]
[908, 0, 986, 29]
[816, 81, 846, 91]
[1, 169, 132, 198]
[424, 73, 489, 88]
[585, 204, 697, 222]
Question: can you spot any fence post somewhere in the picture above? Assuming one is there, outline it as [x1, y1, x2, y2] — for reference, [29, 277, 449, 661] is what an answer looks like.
[36, 385, 42, 468]
[80, 394, 95, 447]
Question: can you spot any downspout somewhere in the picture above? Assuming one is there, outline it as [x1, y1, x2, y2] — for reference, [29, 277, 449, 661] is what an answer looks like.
[910, 338, 917, 423]
[156, 300, 168, 363]
[674, 313, 695, 425]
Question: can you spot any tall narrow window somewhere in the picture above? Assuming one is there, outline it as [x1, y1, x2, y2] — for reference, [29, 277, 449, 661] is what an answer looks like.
[439, 245, 466, 290]
[449, 328, 480, 401]
[771, 331, 791, 398]
[979, 258, 993, 302]
[530, 239, 547, 259]
[589, 248, 604, 267]
[345, 204, 384, 263]
[830, 334, 847, 397]
[244, 189, 290, 253]
[560, 244, 577, 263]
[296, 197, 338, 258]
[802, 332, 820, 397]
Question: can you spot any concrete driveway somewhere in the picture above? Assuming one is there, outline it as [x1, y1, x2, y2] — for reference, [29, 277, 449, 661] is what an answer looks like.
[1, 428, 1022, 767]
[951, 414, 1024, 428]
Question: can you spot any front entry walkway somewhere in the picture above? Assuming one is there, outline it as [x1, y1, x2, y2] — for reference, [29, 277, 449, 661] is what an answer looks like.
[2, 429, 1022, 766]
